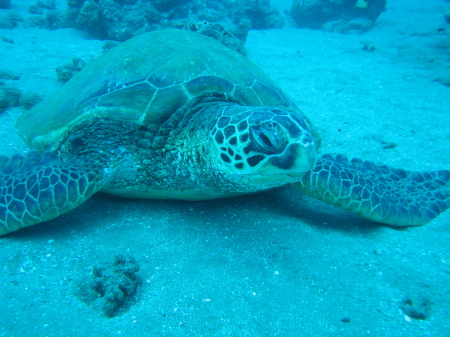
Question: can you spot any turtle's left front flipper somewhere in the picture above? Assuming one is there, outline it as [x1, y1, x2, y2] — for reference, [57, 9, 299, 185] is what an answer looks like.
[294, 154, 450, 227]
[0, 151, 103, 236]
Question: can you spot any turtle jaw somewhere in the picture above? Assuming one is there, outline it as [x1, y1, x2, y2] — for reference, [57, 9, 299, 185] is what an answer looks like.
[236, 139, 317, 187]
[246, 141, 316, 184]
[269, 140, 317, 177]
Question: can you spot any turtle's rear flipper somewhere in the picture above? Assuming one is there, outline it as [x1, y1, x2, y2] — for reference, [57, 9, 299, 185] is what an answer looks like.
[0, 151, 103, 235]
[295, 154, 450, 227]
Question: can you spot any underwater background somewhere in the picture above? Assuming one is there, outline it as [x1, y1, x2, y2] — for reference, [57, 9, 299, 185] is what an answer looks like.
[0, 0, 449, 335]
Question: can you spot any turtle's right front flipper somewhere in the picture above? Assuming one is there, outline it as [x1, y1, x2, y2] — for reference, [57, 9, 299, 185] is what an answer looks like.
[294, 154, 450, 227]
[0, 151, 103, 236]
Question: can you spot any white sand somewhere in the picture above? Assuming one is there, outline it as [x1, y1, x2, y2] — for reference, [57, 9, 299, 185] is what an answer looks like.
[0, 0, 449, 336]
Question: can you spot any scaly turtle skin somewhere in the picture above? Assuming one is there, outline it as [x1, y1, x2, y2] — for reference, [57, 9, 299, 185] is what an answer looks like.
[0, 29, 449, 235]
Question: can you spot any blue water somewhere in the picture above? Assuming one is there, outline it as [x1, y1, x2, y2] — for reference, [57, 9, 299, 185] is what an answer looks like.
[0, 0, 449, 336]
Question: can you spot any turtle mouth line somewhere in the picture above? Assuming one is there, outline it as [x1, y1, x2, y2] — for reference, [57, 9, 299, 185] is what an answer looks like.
[233, 171, 306, 178]
[286, 172, 307, 178]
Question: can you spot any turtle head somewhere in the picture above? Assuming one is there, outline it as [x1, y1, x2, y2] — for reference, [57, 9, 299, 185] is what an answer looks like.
[210, 105, 317, 191]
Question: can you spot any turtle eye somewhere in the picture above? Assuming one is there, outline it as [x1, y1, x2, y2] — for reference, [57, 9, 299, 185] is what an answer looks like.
[251, 125, 281, 152]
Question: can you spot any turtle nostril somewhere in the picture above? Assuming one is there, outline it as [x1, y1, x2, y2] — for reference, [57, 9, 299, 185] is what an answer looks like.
[301, 134, 314, 146]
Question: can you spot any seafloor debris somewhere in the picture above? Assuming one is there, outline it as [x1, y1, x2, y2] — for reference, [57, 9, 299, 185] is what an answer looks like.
[55, 57, 87, 83]
[400, 295, 431, 320]
[291, 0, 386, 33]
[76, 254, 143, 318]
[0, 86, 21, 111]
[65, 0, 284, 43]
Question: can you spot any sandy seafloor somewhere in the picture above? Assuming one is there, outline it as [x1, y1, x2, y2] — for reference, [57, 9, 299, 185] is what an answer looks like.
[1, 0, 450, 336]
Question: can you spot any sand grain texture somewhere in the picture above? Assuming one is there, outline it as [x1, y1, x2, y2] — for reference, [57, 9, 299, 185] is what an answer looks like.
[0, 0, 449, 336]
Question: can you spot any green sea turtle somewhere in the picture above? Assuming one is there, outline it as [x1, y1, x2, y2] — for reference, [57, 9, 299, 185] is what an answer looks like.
[0, 29, 449, 235]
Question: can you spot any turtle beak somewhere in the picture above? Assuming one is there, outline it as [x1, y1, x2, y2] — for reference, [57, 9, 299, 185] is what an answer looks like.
[286, 140, 317, 177]
[272, 138, 317, 178]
